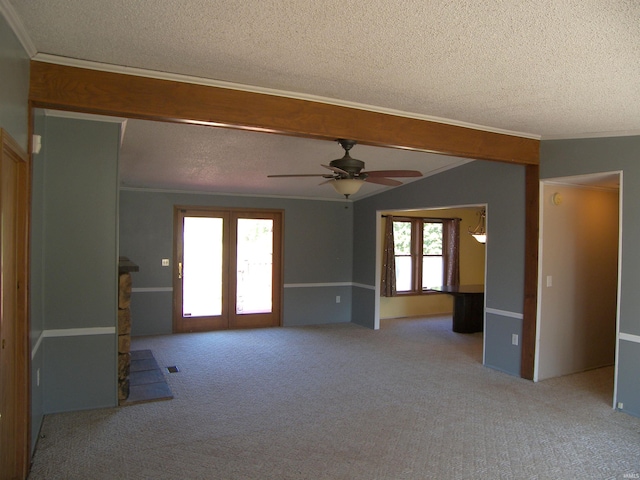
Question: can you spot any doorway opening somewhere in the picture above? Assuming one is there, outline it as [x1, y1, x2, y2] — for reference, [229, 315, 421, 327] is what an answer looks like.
[173, 206, 283, 333]
[374, 205, 488, 361]
[535, 172, 621, 406]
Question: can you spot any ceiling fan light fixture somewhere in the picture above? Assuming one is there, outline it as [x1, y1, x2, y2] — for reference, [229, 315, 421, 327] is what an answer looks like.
[267, 139, 421, 197]
[332, 178, 365, 198]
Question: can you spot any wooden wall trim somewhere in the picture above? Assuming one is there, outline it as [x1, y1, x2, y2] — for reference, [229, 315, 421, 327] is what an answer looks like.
[29, 61, 539, 165]
[521, 164, 540, 380]
[1, 126, 28, 161]
[0, 128, 31, 479]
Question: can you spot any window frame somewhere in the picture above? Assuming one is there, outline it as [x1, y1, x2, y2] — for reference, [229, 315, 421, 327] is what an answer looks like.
[392, 216, 445, 296]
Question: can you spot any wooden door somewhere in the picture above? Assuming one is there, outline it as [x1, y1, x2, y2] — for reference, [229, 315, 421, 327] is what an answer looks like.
[173, 207, 282, 333]
[0, 129, 30, 480]
[228, 211, 282, 329]
[174, 208, 230, 333]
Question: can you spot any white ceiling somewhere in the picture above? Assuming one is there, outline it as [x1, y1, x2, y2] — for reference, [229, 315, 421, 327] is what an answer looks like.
[118, 119, 470, 199]
[6, 0, 639, 199]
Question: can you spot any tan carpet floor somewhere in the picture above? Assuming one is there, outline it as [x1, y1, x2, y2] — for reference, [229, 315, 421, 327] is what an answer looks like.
[28, 317, 640, 479]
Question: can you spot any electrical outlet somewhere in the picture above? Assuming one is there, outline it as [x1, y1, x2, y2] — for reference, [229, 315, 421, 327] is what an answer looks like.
[546, 275, 552, 287]
[161, 258, 170, 267]
[336, 295, 341, 303]
[617, 402, 624, 410]
[511, 334, 519, 346]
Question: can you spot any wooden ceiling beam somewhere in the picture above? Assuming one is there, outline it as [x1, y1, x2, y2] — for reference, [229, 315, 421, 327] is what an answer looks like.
[29, 61, 539, 165]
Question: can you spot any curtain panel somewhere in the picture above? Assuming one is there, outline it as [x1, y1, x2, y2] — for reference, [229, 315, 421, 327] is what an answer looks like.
[443, 218, 461, 287]
[381, 216, 397, 297]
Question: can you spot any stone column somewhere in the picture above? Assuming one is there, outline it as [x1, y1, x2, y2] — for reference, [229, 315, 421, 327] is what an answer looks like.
[118, 257, 138, 405]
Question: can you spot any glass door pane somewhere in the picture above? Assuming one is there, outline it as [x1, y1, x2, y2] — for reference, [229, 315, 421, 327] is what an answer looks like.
[182, 216, 223, 317]
[236, 218, 273, 314]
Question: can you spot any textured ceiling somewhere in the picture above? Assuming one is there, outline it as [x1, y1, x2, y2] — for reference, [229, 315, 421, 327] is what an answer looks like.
[7, 0, 640, 199]
[117, 119, 470, 199]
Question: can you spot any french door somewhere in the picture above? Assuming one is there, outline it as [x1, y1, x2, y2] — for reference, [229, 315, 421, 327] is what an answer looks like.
[173, 207, 283, 333]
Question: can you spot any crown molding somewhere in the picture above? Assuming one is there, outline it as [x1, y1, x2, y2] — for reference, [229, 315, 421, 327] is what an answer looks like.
[118, 186, 352, 203]
[10, 21, 634, 142]
[0, 0, 37, 57]
[33, 53, 541, 141]
[542, 130, 640, 141]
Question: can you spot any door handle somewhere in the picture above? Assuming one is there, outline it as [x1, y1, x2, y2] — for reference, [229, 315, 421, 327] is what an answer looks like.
[178, 262, 183, 279]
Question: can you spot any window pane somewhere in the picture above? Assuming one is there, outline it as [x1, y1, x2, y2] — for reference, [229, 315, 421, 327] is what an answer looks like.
[395, 256, 413, 291]
[236, 218, 273, 314]
[423, 256, 444, 289]
[423, 222, 442, 255]
[183, 217, 223, 317]
[393, 221, 412, 255]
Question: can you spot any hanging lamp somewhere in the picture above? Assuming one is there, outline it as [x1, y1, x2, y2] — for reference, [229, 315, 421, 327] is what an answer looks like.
[469, 208, 487, 244]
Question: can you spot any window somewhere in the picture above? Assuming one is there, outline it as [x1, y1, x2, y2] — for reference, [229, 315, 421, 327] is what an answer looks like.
[392, 217, 458, 294]
[422, 222, 444, 289]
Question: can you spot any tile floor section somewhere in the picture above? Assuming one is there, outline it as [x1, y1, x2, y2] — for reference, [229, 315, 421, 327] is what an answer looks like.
[121, 349, 173, 405]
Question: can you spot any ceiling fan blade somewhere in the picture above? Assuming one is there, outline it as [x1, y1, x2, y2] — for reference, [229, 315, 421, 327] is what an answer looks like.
[318, 179, 335, 186]
[365, 177, 403, 186]
[322, 164, 350, 176]
[364, 170, 423, 178]
[267, 173, 329, 178]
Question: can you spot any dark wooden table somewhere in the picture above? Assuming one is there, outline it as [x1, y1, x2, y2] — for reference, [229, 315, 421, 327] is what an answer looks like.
[428, 284, 484, 333]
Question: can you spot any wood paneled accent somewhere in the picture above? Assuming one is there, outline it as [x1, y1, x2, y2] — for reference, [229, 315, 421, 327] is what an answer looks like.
[521, 164, 540, 380]
[29, 61, 539, 165]
[0, 129, 30, 480]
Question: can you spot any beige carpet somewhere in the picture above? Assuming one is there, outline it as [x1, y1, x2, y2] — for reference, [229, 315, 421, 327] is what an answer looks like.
[28, 317, 640, 479]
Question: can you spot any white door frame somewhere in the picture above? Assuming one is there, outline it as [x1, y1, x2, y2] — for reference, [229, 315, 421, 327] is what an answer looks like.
[535, 171, 622, 409]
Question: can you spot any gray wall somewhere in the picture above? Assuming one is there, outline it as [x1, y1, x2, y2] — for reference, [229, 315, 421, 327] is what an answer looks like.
[30, 111, 46, 450]
[541, 135, 640, 417]
[33, 116, 121, 413]
[119, 190, 354, 335]
[353, 160, 526, 376]
[0, 13, 30, 151]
